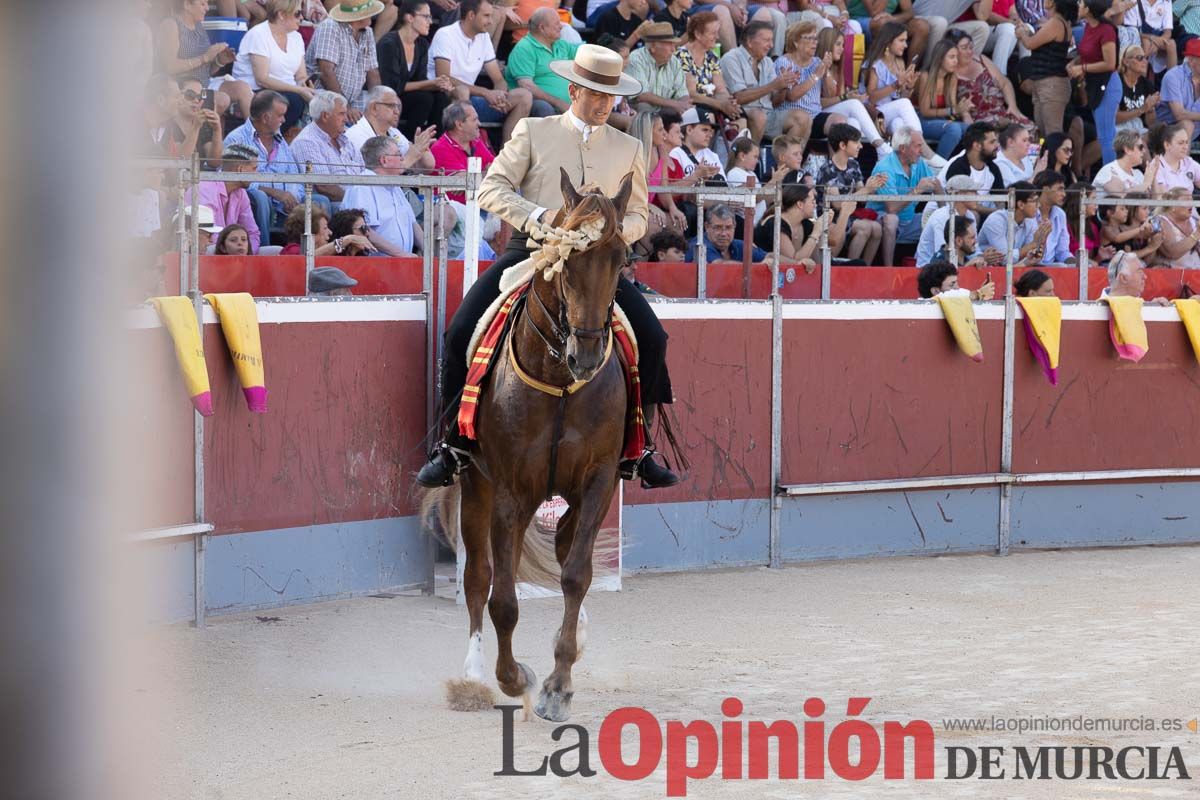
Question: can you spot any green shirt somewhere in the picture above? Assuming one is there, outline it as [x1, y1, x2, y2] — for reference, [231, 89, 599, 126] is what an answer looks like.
[846, 0, 899, 17]
[504, 35, 579, 102]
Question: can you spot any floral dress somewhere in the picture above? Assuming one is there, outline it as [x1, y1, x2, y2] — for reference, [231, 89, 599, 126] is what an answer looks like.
[676, 46, 721, 96]
[957, 63, 1033, 129]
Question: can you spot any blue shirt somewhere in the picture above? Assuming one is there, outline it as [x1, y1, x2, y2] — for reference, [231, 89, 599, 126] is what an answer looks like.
[224, 119, 304, 203]
[867, 153, 934, 225]
[1156, 64, 1200, 128]
[977, 211, 1038, 263]
[692, 237, 767, 263]
[1035, 206, 1072, 265]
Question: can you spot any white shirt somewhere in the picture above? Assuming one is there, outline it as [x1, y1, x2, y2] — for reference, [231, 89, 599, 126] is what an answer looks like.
[916, 205, 977, 267]
[345, 115, 412, 155]
[233, 22, 305, 89]
[994, 151, 1032, 187]
[427, 22, 496, 84]
[670, 145, 726, 178]
[342, 169, 418, 255]
[1093, 160, 1144, 193]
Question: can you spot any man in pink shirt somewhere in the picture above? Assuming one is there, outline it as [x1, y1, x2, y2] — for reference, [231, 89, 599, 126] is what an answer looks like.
[186, 144, 262, 253]
[430, 101, 496, 203]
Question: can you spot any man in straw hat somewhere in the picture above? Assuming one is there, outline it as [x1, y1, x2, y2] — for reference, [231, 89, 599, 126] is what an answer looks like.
[625, 22, 692, 114]
[307, 1, 385, 117]
[417, 43, 680, 490]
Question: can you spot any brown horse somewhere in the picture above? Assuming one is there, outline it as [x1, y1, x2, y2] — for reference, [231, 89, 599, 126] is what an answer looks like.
[425, 169, 634, 722]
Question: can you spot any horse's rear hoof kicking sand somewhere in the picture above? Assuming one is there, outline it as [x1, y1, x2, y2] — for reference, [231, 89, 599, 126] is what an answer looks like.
[426, 171, 635, 722]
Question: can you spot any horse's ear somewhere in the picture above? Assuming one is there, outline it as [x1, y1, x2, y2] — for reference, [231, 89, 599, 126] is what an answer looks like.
[612, 171, 635, 219]
[560, 167, 582, 211]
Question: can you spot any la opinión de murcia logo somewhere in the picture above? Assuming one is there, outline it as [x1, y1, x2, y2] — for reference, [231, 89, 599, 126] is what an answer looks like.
[494, 698, 1193, 797]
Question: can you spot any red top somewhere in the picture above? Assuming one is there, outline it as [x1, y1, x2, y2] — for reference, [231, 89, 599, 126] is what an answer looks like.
[430, 133, 497, 203]
[280, 243, 301, 255]
[957, 0, 1014, 21]
[1078, 21, 1116, 67]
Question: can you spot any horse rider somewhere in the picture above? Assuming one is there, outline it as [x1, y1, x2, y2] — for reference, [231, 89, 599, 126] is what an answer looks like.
[417, 44, 680, 489]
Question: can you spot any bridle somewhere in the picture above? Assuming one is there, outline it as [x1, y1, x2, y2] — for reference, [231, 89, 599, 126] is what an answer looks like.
[520, 210, 623, 364]
[524, 268, 614, 363]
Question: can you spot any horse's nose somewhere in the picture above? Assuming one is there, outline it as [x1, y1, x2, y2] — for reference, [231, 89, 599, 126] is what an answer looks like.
[566, 347, 600, 381]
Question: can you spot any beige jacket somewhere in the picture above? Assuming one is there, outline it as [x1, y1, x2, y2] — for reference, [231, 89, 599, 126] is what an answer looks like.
[477, 112, 649, 245]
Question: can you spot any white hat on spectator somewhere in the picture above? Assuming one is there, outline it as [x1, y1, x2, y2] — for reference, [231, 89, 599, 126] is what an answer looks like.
[945, 175, 977, 193]
[549, 44, 642, 97]
[329, 0, 385, 22]
[173, 205, 222, 234]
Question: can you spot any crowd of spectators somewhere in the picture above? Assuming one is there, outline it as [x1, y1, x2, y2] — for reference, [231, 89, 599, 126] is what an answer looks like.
[133, 0, 1200, 283]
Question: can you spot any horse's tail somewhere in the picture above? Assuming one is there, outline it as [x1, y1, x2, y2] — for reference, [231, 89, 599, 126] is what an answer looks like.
[419, 483, 620, 592]
[516, 515, 622, 591]
[419, 484, 462, 554]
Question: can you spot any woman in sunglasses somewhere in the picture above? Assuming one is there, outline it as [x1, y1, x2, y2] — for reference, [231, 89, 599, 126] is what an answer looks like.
[1093, 128, 1159, 194]
[1115, 45, 1159, 135]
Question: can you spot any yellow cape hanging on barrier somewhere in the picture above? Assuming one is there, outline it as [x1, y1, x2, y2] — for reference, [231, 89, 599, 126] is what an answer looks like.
[203, 293, 268, 412]
[149, 296, 213, 416]
[935, 292, 984, 362]
[1101, 295, 1148, 362]
[1016, 296, 1062, 385]
[1173, 298, 1200, 363]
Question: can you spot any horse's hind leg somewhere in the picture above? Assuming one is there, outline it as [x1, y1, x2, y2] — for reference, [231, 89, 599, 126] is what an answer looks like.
[459, 480, 493, 684]
[488, 497, 539, 716]
[535, 473, 618, 723]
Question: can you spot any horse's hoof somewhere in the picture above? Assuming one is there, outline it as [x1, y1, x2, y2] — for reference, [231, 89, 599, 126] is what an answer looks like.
[534, 688, 574, 723]
[500, 661, 537, 699]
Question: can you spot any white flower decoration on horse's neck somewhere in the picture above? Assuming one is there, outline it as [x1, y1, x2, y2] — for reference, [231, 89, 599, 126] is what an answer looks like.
[525, 216, 608, 280]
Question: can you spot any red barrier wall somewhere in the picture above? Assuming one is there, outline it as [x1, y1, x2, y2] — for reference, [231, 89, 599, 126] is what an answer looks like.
[779, 315, 1006, 485]
[201, 318, 427, 535]
[133, 303, 429, 537]
[1012, 316, 1200, 473]
[128, 326, 197, 532]
[623, 317, 774, 507]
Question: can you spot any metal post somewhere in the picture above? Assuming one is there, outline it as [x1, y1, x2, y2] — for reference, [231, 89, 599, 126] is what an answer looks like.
[189, 153, 207, 626]
[421, 187, 437, 597]
[998, 189, 1016, 557]
[303, 163, 314, 294]
[769, 292, 783, 568]
[819, 211, 831, 300]
[176, 168, 188, 295]
[696, 199, 707, 299]
[1078, 196, 1089, 299]
[771, 183, 782, 292]
[422, 187, 435, 440]
[463, 157, 481, 292]
[741, 179, 756, 298]
[948, 208, 959, 268]
[434, 193, 449, 412]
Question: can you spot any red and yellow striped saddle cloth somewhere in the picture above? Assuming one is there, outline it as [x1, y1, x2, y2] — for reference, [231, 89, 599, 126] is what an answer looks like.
[457, 282, 644, 461]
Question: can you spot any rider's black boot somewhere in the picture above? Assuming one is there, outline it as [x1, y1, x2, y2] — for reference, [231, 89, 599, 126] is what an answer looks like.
[619, 404, 680, 489]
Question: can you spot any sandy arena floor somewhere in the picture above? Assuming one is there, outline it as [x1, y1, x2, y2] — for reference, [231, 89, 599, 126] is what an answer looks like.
[148, 546, 1200, 799]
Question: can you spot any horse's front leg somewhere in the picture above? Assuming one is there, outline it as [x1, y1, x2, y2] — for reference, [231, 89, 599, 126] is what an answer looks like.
[488, 496, 539, 717]
[534, 471, 619, 723]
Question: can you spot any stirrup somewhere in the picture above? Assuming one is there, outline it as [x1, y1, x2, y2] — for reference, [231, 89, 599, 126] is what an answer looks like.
[416, 443, 473, 487]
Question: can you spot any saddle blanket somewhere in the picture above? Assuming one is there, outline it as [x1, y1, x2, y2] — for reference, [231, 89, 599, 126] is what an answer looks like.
[458, 270, 644, 461]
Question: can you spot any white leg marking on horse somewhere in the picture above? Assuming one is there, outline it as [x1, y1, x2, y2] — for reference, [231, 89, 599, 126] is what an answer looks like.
[463, 631, 486, 682]
[576, 605, 589, 660]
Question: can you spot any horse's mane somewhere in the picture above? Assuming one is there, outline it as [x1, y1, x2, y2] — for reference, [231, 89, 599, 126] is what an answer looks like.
[560, 188, 623, 251]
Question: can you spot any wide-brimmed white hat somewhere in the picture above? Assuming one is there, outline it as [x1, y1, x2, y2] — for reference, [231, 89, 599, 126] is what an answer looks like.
[549, 44, 642, 97]
[329, 0, 385, 22]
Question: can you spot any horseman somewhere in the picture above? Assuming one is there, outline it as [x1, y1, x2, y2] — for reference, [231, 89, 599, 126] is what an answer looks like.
[417, 44, 680, 489]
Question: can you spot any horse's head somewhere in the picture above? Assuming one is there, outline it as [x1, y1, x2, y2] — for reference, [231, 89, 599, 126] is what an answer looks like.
[554, 168, 634, 381]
